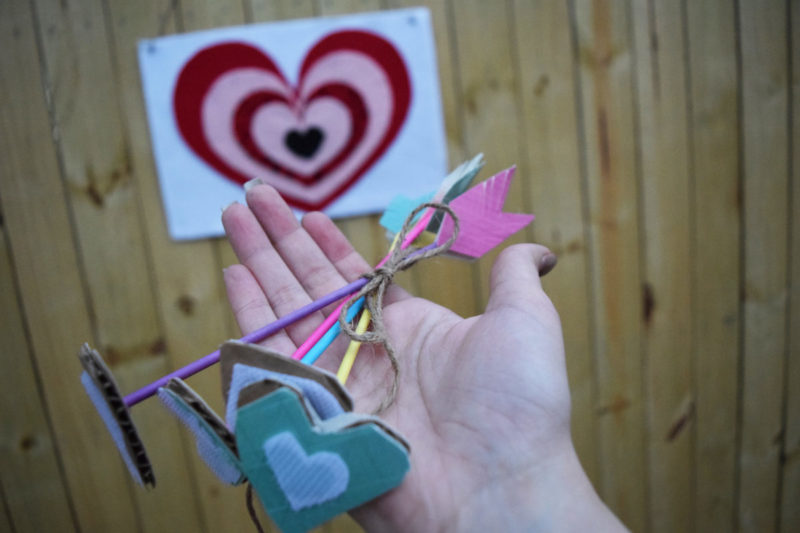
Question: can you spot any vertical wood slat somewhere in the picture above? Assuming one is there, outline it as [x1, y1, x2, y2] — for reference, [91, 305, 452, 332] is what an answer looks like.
[382, 0, 465, 166]
[449, 0, 526, 310]
[130, 2, 256, 531]
[0, 0, 140, 530]
[104, 0, 244, 531]
[631, 1, 694, 531]
[247, 0, 315, 21]
[317, 0, 382, 14]
[685, 0, 741, 531]
[571, 1, 646, 530]
[510, 0, 598, 487]
[0, 489, 11, 533]
[0, 215, 76, 531]
[29, 0, 204, 530]
[737, 0, 791, 531]
[781, 2, 800, 530]
[180, 0, 247, 31]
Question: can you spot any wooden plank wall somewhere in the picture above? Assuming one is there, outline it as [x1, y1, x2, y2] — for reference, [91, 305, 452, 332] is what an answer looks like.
[0, 0, 796, 531]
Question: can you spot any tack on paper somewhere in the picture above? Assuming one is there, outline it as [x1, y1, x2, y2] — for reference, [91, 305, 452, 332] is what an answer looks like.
[138, 8, 447, 240]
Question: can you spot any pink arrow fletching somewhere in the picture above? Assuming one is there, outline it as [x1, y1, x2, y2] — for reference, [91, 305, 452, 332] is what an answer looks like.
[437, 166, 534, 258]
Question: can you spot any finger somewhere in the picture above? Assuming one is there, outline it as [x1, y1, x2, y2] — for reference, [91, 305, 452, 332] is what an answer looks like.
[246, 185, 356, 309]
[223, 264, 296, 355]
[301, 211, 370, 281]
[301, 211, 411, 305]
[221, 200, 324, 345]
[485, 243, 557, 314]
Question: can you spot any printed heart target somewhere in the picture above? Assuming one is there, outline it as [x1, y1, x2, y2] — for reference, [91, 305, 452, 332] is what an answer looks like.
[173, 30, 412, 211]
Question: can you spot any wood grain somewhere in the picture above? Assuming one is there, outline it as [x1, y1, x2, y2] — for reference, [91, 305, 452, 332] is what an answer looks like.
[510, 0, 598, 487]
[737, 0, 790, 531]
[449, 0, 527, 310]
[0, 204, 76, 532]
[247, 0, 316, 21]
[571, 1, 646, 529]
[686, 0, 741, 530]
[781, 3, 800, 530]
[29, 0, 204, 529]
[0, 490, 11, 533]
[104, 0, 251, 530]
[0, 0, 140, 529]
[631, 1, 694, 531]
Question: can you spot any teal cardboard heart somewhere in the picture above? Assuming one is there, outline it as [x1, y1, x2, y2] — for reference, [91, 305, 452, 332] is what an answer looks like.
[236, 386, 410, 533]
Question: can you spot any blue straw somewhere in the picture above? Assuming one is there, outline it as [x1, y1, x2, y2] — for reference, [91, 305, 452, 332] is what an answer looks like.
[301, 297, 365, 365]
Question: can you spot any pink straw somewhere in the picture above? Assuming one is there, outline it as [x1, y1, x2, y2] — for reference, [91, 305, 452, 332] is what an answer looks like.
[290, 210, 434, 360]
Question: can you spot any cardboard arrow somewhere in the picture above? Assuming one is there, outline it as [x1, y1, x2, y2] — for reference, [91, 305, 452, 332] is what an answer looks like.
[379, 153, 485, 235]
[436, 165, 534, 258]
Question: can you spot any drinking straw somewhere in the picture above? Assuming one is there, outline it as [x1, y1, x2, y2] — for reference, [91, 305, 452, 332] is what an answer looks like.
[290, 210, 434, 361]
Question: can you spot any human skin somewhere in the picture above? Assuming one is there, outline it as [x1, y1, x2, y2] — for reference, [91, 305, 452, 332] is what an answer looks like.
[222, 184, 627, 532]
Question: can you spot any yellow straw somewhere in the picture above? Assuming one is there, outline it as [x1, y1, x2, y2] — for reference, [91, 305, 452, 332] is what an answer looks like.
[336, 309, 371, 384]
[336, 233, 401, 384]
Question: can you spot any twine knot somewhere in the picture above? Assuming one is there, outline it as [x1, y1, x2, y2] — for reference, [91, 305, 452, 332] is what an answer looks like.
[338, 202, 459, 414]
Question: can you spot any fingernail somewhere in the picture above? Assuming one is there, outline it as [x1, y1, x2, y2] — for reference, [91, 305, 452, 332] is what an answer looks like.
[244, 177, 264, 192]
[221, 200, 238, 213]
[538, 253, 558, 277]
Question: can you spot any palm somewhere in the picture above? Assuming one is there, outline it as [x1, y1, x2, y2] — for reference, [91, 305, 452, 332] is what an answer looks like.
[222, 185, 571, 531]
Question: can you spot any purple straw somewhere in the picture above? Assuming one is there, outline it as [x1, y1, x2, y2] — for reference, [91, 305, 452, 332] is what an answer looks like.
[123, 277, 366, 406]
[123, 242, 438, 407]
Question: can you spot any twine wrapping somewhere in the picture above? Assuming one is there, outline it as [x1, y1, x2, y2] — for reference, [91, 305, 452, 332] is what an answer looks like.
[338, 202, 460, 414]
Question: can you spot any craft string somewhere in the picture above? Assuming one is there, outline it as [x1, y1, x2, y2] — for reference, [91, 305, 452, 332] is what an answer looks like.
[245, 482, 265, 533]
[291, 210, 435, 362]
[338, 202, 459, 414]
[336, 233, 400, 383]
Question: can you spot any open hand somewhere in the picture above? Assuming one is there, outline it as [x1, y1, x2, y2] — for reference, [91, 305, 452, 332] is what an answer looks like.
[222, 183, 625, 532]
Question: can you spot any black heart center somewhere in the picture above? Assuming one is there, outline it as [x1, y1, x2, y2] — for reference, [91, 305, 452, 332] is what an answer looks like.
[285, 127, 324, 159]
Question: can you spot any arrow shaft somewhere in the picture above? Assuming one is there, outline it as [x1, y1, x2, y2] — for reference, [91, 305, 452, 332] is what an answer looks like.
[124, 237, 437, 407]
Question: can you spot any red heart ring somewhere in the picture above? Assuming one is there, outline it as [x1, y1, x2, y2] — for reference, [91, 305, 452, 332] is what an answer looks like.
[173, 30, 412, 211]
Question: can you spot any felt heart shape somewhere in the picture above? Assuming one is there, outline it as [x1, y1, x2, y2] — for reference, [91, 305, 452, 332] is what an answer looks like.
[226, 363, 348, 429]
[173, 30, 412, 211]
[263, 432, 349, 511]
[285, 127, 324, 159]
[220, 341, 353, 430]
[157, 379, 245, 486]
[236, 386, 409, 533]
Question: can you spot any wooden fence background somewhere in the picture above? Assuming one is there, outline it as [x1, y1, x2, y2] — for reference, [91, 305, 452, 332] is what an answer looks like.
[1, 0, 797, 531]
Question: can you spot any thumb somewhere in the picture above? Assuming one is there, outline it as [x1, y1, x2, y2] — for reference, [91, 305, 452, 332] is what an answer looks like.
[485, 243, 557, 313]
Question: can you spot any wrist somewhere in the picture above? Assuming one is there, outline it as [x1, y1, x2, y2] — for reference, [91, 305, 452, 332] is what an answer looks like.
[450, 442, 627, 532]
